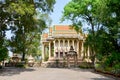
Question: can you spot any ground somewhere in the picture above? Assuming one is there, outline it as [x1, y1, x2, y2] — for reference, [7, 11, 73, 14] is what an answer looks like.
[0, 67, 119, 80]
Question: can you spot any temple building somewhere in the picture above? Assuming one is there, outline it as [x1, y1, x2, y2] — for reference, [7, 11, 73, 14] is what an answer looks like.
[41, 25, 90, 66]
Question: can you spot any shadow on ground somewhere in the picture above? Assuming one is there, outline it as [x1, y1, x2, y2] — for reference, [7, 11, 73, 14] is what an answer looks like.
[90, 78, 112, 80]
[0, 67, 35, 76]
[69, 68, 120, 80]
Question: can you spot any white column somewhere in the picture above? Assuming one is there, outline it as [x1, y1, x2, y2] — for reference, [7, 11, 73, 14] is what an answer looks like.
[68, 40, 70, 50]
[63, 39, 65, 47]
[88, 46, 90, 59]
[59, 39, 60, 47]
[72, 40, 75, 49]
[81, 41, 84, 58]
[58, 39, 60, 58]
[63, 39, 65, 56]
[77, 40, 79, 58]
[49, 42, 51, 59]
[42, 43, 45, 62]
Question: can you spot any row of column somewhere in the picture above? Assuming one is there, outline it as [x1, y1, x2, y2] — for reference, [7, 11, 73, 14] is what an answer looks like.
[42, 40, 90, 62]
[53, 39, 80, 58]
[54, 39, 77, 48]
[81, 41, 90, 59]
[42, 40, 90, 60]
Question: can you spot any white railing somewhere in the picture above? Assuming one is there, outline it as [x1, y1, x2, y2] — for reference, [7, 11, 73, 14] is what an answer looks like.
[52, 34, 78, 37]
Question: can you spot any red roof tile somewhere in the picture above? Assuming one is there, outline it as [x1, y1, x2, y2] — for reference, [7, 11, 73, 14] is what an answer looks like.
[49, 27, 52, 33]
[43, 33, 48, 38]
[55, 25, 72, 31]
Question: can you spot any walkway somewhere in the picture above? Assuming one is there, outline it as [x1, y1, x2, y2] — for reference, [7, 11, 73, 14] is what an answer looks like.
[0, 67, 118, 80]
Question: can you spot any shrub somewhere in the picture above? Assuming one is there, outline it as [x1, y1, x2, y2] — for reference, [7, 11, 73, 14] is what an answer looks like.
[95, 63, 101, 70]
[44, 54, 49, 61]
[0, 65, 2, 69]
[55, 59, 59, 67]
[15, 63, 25, 68]
[79, 62, 94, 69]
[112, 63, 120, 75]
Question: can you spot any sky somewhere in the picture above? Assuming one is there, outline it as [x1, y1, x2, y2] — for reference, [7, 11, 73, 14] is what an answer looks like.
[50, 0, 72, 26]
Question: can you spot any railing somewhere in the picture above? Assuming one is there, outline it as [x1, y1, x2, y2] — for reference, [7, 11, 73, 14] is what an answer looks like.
[52, 34, 79, 38]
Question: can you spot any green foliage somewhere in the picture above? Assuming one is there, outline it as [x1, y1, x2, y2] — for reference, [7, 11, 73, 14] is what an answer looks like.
[79, 62, 94, 69]
[55, 59, 59, 67]
[0, 65, 2, 69]
[0, 47, 8, 62]
[8, 0, 34, 15]
[95, 52, 120, 75]
[112, 63, 120, 75]
[0, 0, 55, 61]
[44, 53, 49, 61]
[103, 52, 120, 67]
[15, 63, 26, 68]
[62, 0, 120, 69]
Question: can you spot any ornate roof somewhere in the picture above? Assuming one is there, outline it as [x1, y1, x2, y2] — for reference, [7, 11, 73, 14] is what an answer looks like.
[54, 25, 72, 31]
[42, 33, 48, 38]
[41, 25, 84, 42]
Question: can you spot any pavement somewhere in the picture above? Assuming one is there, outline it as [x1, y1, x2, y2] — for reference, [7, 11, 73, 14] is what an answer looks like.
[0, 67, 119, 80]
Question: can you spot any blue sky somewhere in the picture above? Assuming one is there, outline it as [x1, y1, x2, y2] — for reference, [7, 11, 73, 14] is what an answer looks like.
[50, 0, 72, 26]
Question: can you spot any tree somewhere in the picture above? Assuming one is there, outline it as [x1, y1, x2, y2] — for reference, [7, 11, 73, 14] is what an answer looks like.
[62, 0, 120, 65]
[0, 0, 11, 64]
[0, 47, 8, 62]
[62, 0, 103, 64]
[0, 0, 55, 61]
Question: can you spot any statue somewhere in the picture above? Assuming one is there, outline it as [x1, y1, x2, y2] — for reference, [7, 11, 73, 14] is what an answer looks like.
[70, 46, 74, 51]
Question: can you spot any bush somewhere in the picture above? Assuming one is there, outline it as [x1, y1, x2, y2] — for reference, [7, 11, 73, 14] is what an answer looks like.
[95, 63, 102, 70]
[15, 63, 26, 68]
[0, 66, 2, 69]
[104, 52, 120, 67]
[79, 62, 94, 69]
[0, 47, 8, 62]
[112, 63, 120, 75]
[55, 59, 59, 67]
[44, 54, 49, 61]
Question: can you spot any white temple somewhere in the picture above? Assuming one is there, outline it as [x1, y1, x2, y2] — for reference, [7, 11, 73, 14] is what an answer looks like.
[41, 25, 90, 66]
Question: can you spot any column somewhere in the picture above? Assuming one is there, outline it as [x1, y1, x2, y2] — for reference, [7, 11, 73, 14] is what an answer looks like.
[81, 41, 84, 58]
[63, 39, 65, 56]
[77, 40, 79, 58]
[49, 42, 51, 59]
[72, 40, 75, 49]
[68, 40, 70, 50]
[53, 40, 56, 57]
[87, 46, 90, 60]
[42, 43, 45, 62]
[63, 39, 65, 47]
[58, 39, 60, 58]
[58, 39, 60, 47]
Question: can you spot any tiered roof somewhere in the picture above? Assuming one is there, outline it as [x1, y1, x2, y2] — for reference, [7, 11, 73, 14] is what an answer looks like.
[42, 25, 83, 42]
[54, 25, 72, 31]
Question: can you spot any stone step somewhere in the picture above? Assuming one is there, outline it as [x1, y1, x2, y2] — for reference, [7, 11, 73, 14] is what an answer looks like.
[41, 57, 83, 68]
[48, 57, 83, 61]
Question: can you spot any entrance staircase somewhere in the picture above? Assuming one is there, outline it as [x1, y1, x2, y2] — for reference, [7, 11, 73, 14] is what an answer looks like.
[41, 57, 83, 68]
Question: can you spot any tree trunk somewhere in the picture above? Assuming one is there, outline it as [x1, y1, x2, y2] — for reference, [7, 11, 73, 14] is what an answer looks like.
[22, 52, 26, 61]
[91, 48, 95, 68]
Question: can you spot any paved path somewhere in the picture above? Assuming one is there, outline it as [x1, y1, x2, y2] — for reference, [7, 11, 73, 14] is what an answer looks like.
[0, 67, 118, 80]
